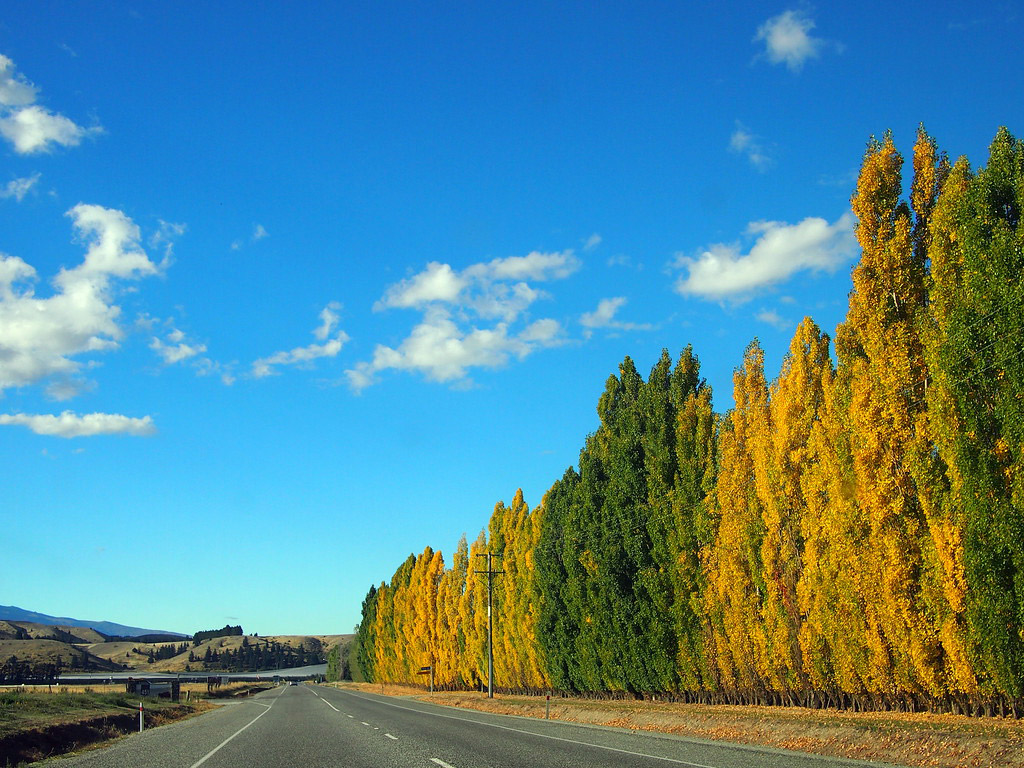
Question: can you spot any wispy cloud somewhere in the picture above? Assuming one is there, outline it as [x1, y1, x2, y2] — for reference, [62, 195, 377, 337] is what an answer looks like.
[149, 220, 187, 261]
[754, 10, 834, 72]
[755, 308, 790, 330]
[251, 303, 349, 378]
[580, 297, 655, 338]
[582, 233, 602, 251]
[673, 212, 855, 300]
[1, 173, 41, 202]
[0, 411, 156, 438]
[0, 54, 101, 154]
[729, 121, 772, 171]
[150, 327, 207, 365]
[348, 251, 577, 390]
[231, 223, 269, 251]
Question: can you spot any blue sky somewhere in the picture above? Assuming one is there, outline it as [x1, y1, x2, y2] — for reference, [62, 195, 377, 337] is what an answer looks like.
[2, 2, 1020, 636]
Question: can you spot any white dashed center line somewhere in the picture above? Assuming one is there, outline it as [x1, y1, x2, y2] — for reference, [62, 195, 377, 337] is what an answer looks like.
[430, 759, 457, 768]
[385, 733, 398, 740]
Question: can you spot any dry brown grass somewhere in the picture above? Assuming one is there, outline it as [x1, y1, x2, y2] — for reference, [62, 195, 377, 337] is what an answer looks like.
[329, 683, 1024, 768]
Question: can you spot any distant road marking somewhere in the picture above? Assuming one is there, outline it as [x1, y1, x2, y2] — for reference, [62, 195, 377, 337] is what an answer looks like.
[337, 691, 719, 768]
[347, 714, 354, 718]
[189, 694, 279, 768]
[361, 721, 371, 726]
[320, 698, 340, 712]
[385, 733, 398, 740]
[430, 759, 456, 768]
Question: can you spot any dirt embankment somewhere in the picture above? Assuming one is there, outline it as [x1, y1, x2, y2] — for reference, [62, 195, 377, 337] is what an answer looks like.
[334, 683, 1024, 768]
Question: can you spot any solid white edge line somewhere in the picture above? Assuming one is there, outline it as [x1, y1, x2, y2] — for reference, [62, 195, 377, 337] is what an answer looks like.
[321, 698, 341, 712]
[189, 693, 279, 768]
[334, 690, 719, 768]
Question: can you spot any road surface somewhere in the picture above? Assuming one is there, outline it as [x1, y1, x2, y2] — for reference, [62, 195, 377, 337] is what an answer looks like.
[43, 684, 907, 768]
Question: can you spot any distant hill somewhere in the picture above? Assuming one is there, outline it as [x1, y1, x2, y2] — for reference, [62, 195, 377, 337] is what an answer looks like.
[0, 605, 187, 639]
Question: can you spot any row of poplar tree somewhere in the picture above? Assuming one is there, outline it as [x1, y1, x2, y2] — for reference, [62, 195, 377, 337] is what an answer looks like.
[353, 127, 1024, 713]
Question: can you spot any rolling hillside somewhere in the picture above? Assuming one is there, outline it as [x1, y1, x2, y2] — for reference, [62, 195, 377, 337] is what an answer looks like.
[0, 618, 351, 679]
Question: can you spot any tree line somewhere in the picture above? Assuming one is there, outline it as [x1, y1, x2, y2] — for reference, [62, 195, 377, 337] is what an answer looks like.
[1, 656, 63, 684]
[192, 625, 244, 644]
[189, 638, 324, 672]
[353, 127, 1024, 715]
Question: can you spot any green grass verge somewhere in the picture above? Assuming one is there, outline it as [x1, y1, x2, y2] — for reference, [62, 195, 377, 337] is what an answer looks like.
[0, 689, 179, 738]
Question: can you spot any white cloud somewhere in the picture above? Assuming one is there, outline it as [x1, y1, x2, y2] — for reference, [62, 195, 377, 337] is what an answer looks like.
[0, 410, 156, 438]
[580, 297, 655, 337]
[0, 204, 161, 392]
[519, 318, 563, 344]
[0, 55, 38, 107]
[729, 122, 772, 171]
[583, 233, 602, 252]
[673, 212, 855, 300]
[0, 106, 96, 154]
[464, 250, 580, 283]
[253, 223, 268, 241]
[346, 307, 564, 391]
[376, 262, 467, 310]
[0, 55, 100, 154]
[349, 251, 578, 390]
[756, 309, 790, 330]
[376, 251, 579, 321]
[251, 304, 349, 378]
[150, 328, 207, 365]
[754, 10, 825, 72]
[1, 173, 41, 202]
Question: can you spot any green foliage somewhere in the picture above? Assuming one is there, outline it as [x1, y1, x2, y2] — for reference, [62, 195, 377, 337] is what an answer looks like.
[353, 585, 378, 682]
[930, 128, 1024, 696]
[325, 643, 351, 682]
[192, 625, 243, 643]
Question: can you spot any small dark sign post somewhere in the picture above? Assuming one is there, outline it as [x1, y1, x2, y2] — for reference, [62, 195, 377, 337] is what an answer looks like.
[417, 665, 433, 694]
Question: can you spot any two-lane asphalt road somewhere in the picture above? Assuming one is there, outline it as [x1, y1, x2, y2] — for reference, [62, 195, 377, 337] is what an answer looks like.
[44, 684, 907, 768]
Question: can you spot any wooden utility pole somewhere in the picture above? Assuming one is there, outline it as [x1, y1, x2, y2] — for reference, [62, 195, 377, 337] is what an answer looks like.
[474, 551, 503, 698]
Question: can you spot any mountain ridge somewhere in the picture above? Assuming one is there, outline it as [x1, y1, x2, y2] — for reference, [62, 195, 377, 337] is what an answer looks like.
[0, 605, 187, 639]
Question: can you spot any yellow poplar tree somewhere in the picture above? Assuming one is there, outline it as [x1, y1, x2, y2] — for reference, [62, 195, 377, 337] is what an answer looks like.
[458, 530, 489, 689]
[843, 131, 944, 698]
[435, 534, 469, 688]
[490, 490, 546, 690]
[756, 317, 831, 698]
[705, 341, 770, 696]
[797, 323, 871, 699]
